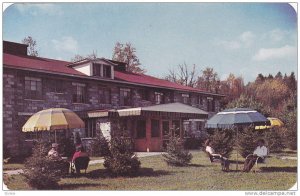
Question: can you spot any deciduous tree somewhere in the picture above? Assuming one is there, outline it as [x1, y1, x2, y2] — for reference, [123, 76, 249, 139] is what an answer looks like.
[22, 36, 38, 56]
[165, 63, 197, 87]
[112, 42, 145, 74]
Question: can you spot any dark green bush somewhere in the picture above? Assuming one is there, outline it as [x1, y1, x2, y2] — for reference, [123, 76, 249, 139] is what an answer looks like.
[236, 127, 262, 158]
[163, 136, 192, 166]
[208, 129, 234, 157]
[104, 137, 140, 176]
[57, 137, 75, 158]
[264, 127, 285, 153]
[90, 134, 110, 157]
[184, 137, 202, 150]
[23, 141, 64, 190]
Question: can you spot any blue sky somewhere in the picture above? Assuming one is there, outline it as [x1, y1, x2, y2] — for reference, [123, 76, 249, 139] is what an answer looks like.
[3, 3, 297, 83]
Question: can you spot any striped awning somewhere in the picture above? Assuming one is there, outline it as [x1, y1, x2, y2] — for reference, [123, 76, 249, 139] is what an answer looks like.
[86, 103, 208, 119]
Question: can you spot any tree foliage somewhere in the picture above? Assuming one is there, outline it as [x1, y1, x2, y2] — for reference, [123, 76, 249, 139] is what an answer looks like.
[23, 141, 63, 190]
[71, 51, 98, 62]
[112, 42, 145, 74]
[255, 79, 290, 110]
[226, 94, 271, 117]
[104, 137, 140, 176]
[208, 129, 234, 157]
[236, 127, 262, 158]
[196, 67, 221, 93]
[220, 73, 245, 105]
[22, 36, 38, 56]
[162, 136, 192, 166]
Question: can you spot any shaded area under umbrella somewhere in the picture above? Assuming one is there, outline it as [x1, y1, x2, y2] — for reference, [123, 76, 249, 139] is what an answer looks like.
[205, 108, 270, 170]
[22, 108, 85, 142]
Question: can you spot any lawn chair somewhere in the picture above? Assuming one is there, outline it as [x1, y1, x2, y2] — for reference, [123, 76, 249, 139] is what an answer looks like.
[72, 156, 90, 174]
[245, 154, 268, 173]
[204, 150, 230, 171]
[205, 151, 222, 163]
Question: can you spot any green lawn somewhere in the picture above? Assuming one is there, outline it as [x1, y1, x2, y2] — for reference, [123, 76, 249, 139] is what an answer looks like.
[4, 151, 297, 190]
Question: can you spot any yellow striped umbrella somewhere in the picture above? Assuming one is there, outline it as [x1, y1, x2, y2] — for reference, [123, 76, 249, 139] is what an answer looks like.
[255, 117, 284, 130]
[22, 108, 85, 142]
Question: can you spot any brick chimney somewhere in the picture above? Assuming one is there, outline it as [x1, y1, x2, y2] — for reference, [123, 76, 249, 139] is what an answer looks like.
[3, 41, 28, 56]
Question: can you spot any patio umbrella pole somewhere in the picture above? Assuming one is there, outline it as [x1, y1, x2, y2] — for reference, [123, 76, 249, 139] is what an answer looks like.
[55, 130, 57, 143]
[236, 127, 238, 171]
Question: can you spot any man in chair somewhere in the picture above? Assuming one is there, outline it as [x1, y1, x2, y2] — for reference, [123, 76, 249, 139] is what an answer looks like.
[243, 139, 268, 172]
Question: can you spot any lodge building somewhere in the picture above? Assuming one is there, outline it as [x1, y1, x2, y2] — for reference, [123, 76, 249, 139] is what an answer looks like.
[3, 40, 224, 156]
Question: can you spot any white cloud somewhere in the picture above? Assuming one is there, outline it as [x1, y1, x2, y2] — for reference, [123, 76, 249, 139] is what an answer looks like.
[214, 31, 255, 50]
[252, 45, 296, 61]
[52, 36, 79, 54]
[14, 3, 63, 16]
[239, 31, 255, 47]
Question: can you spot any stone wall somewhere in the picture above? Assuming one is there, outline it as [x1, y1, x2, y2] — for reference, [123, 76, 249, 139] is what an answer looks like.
[3, 68, 222, 156]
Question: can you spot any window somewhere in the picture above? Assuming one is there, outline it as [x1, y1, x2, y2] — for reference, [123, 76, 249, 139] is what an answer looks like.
[197, 121, 204, 131]
[50, 80, 64, 93]
[120, 88, 131, 106]
[85, 119, 97, 138]
[172, 120, 180, 137]
[151, 119, 160, 137]
[198, 95, 203, 105]
[139, 89, 149, 101]
[183, 121, 190, 137]
[155, 92, 164, 104]
[72, 82, 86, 103]
[103, 65, 111, 78]
[182, 94, 189, 104]
[25, 76, 42, 99]
[99, 86, 111, 104]
[93, 63, 101, 76]
[207, 97, 215, 112]
[162, 121, 170, 137]
[136, 120, 146, 139]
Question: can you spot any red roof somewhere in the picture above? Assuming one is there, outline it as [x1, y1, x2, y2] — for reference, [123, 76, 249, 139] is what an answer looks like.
[4, 52, 219, 95]
[3, 53, 85, 76]
[114, 71, 208, 93]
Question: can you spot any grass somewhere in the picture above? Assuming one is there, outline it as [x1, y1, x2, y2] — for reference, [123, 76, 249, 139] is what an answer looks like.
[4, 150, 297, 190]
[3, 163, 24, 171]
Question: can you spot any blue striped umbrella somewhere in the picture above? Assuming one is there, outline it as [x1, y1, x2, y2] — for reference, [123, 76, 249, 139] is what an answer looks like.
[205, 108, 270, 129]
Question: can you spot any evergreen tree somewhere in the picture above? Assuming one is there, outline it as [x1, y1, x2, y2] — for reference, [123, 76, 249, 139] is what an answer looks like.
[264, 127, 285, 153]
[23, 141, 63, 190]
[104, 137, 140, 176]
[163, 136, 192, 166]
[236, 127, 262, 158]
[208, 129, 234, 157]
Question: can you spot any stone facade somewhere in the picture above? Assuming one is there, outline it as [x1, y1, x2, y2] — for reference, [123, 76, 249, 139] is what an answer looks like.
[3, 67, 222, 156]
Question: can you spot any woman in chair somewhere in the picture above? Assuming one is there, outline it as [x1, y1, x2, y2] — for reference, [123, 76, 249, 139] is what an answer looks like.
[243, 139, 268, 172]
[72, 146, 89, 174]
[205, 139, 230, 171]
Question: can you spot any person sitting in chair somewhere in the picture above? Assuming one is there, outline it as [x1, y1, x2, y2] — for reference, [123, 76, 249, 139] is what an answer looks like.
[243, 139, 268, 172]
[72, 146, 89, 174]
[48, 143, 70, 175]
[205, 139, 230, 171]
[48, 143, 62, 161]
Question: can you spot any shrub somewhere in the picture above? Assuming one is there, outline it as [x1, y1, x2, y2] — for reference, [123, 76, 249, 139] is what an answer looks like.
[184, 137, 204, 150]
[57, 137, 75, 158]
[23, 141, 63, 190]
[90, 134, 110, 157]
[236, 127, 262, 158]
[104, 137, 140, 176]
[163, 136, 192, 166]
[264, 127, 285, 153]
[208, 129, 234, 157]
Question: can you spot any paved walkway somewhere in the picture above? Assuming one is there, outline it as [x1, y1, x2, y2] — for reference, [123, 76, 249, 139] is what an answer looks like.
[3, 152, 163, 176]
